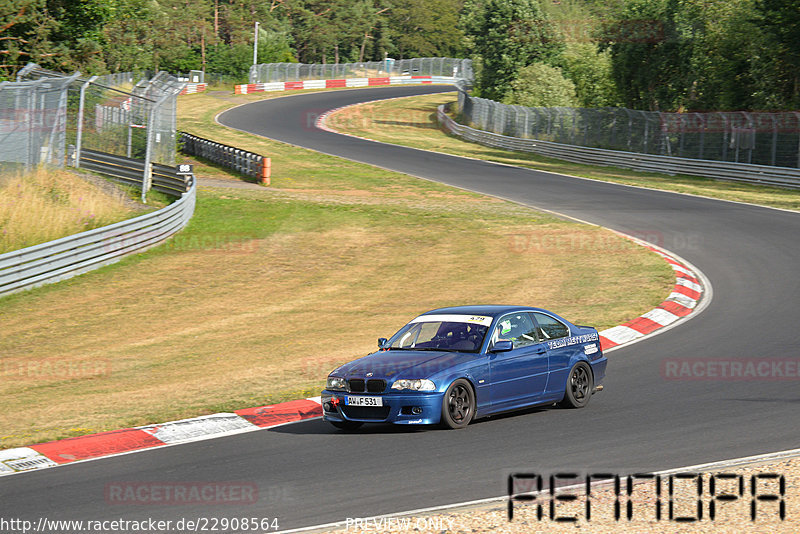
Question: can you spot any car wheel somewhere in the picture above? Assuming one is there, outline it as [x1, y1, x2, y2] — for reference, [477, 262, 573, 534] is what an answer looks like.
[441, 379, 475, 429]
[560, 361, 593, 409]
[329, 420, 363, 431]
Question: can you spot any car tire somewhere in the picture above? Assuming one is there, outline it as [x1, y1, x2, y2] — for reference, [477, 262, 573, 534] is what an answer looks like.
[559, 361, 593, 409]
[329, 420, 363, 431]
[440, 379, 475, 429]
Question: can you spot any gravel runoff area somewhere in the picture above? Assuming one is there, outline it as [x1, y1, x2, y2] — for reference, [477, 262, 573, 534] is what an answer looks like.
[319, 454, 799, 533]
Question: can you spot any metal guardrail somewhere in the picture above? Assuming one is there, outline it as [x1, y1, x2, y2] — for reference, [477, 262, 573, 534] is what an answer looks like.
[438, 103, 800, 190]
[0, 157, 196, 298]
[78, 149, 190, 196]
[179, 131, 265, 179]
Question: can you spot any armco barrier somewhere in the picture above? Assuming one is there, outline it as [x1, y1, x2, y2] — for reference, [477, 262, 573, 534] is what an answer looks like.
[179, 131, 268, 181]
[234, 75, 457, 95]
[0, 158, 196, 298]
[438, 103, 800, 189]
[79, 149, 190, 196]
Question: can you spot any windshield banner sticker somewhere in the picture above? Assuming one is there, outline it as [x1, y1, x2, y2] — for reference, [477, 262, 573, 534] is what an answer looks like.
[409, 314, 493, 326]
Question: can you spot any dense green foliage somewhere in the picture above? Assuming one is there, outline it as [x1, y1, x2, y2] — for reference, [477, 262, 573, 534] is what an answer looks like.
[469, 0, 562, 101]
[503, 62, 577, 107]
[463, 0, 799, 111]
[0, 0, 466, 79]
[1, 0, 797, 111]
[597, 0, 800, 110]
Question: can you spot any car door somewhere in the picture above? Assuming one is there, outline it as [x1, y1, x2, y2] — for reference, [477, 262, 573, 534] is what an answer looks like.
[531, 311, 573, 396]
[488, 313, 549, 411]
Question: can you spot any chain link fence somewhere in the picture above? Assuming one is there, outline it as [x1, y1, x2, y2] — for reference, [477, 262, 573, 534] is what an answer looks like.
[1, 64, 185, 177]
[250, 58, 473, 84]
[457, 90, 800, 168]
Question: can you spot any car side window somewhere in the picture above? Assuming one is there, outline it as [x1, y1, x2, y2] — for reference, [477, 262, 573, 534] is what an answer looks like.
[494, 313, 539, 349]
[532, 312, 570, 340]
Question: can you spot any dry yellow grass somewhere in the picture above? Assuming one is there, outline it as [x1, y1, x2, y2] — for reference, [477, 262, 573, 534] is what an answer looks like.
[0, 90, 673, 449]
[0, 167, 136, 254]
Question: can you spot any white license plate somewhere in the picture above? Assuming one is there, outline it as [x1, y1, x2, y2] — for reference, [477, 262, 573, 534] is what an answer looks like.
[345, 395, 383, 407]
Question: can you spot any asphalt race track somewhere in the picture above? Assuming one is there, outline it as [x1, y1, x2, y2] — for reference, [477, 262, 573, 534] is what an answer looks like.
[3, 86, 799, 531]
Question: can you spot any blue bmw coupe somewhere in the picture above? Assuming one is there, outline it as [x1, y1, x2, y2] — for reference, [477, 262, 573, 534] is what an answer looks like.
[321, 305, 607, 430]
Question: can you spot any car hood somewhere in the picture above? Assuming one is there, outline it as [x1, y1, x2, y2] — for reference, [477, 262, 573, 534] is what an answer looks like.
[332, 350, 472, 379]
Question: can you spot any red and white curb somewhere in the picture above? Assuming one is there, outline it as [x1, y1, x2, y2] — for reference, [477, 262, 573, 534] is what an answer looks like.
[0, 237, 707, 477]
[0, 398, 322, 476]
[179, 83, 207, 95]
[234, 76, 456, 95]
[316, 103, 710, 353]
[597, 234, 708, 352]
[1, 106, 709, 478]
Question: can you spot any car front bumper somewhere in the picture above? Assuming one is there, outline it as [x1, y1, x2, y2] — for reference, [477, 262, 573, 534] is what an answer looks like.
[321, 390, 443, 425]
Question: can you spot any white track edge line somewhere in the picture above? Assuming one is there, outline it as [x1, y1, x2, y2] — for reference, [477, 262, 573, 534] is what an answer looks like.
[275, 447, 800, 533]
[317, 94, 800, 216]
[0, 409, 323, 479]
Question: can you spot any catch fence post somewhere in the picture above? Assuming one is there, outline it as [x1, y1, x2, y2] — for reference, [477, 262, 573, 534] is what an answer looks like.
[260, 157, 271, 185]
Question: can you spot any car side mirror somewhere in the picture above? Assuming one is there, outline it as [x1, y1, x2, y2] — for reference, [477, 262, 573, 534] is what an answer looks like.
[378, 337, 389, 349]
[490, 340, 513, 353]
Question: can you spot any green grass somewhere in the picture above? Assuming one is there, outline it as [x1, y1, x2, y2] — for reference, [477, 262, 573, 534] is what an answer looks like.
[0, 88, 674, 449]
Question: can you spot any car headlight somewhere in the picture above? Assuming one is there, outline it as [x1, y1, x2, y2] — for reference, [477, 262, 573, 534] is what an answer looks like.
[391, 378, 435, 391]
[326, 376, 347, 390]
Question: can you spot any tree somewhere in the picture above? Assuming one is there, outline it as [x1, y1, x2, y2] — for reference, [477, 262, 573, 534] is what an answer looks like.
[468, 0, 563, 101]
[0, 0, 61, 77]
[753, 0, 800, 109]
[385, 0, 464, 59]
[599, 0, 691, 111]
[503, 62, 577, 107]
[555, 43, 619, 107]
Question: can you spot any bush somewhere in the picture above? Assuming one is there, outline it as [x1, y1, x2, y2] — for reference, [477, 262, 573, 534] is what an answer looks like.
[503, 63, 578, 107]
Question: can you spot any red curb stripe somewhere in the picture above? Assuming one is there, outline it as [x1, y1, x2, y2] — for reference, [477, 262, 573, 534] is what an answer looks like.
[30, 429, 164, 464]
[672, 284, 701, 300]
[659, 301, 693, 317]
[599, 336, 618, 351]
[623, 316, 664, 335]
[368, 77, 390, 86]
[285, 81, 304, 90]
[235, 399, 322, 428]
[326, 79, 346, 88]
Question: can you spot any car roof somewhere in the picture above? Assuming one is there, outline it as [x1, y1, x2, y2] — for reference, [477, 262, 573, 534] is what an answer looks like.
[420, 305, 547, 318]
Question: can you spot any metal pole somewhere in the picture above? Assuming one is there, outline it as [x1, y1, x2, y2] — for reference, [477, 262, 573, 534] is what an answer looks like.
[770, 114, 777, 167]
[142, 94, 170, 203]
[75, 75, 98, 168]
[795, 112, 800, 168]
[253, 22, 259, 66]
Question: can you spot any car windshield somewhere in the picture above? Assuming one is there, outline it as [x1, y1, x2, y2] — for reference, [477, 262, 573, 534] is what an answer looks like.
[387, 314, 491, 353]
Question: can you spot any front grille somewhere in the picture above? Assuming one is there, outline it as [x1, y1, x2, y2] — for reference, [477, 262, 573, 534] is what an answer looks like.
[366, 379, 386, 393]
[349, 379, 365, 392]
[341, 406, 391, 420]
